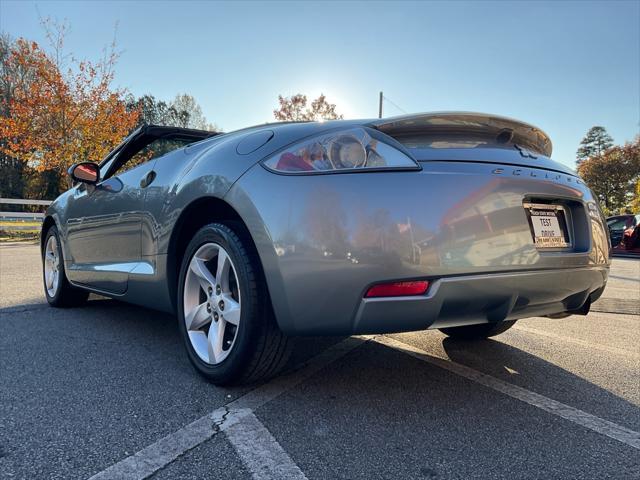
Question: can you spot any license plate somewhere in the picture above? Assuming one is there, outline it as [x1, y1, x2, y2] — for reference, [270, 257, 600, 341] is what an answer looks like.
[525, 204, 571, 249]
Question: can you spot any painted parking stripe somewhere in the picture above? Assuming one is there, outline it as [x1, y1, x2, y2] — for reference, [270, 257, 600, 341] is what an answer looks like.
[513, 325, 640, 358]
[376, 335, 640, 451]
[225, 409, 308, 480]
[89, 336, 371, 480]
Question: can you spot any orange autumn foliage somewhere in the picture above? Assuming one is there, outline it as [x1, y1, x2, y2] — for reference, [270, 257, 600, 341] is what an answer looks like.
[0, 37, 138, 173]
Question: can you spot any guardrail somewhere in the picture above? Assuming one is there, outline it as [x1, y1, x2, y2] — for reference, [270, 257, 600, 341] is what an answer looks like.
[0, 198, 52, 231]
[0, 198, 52, 206]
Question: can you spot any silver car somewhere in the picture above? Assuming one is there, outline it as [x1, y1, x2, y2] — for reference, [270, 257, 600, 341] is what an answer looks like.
[41, 113, 610, 384]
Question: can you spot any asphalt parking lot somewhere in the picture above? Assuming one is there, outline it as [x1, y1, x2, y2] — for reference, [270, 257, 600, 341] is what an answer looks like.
[1, 243, 638, 480]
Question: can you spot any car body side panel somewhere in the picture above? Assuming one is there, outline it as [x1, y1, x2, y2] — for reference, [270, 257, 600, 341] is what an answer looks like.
[141, 122, 360, 257]
[44, 160, 155, 294]
[43, 125, 212, 298]
[126, 135, 255, 312]
[227, 157, 609, 335]
[141, 134, 253, 257]
[44, 190, 73, 260]
[126, 123, 339, 312]
[120, 253, 173, 312]
[41, 123, 326, 311]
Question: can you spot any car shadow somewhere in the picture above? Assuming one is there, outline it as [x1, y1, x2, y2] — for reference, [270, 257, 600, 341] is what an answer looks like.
[290, 330, 639, 436]
[272, 331, 640, 437]
[387, 334, 640, 432]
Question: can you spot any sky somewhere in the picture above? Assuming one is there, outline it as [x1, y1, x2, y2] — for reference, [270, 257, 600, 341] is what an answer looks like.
[1, 0, 639, 167]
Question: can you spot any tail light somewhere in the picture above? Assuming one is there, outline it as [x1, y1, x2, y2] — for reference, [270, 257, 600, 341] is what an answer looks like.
[365, 281, 430, 298]
[262, 127, 419, 174]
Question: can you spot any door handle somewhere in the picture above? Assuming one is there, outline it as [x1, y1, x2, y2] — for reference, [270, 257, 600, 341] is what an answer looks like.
[140, 170, 156, 188]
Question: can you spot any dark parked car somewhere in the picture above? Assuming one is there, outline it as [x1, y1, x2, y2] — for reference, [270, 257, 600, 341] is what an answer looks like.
[41, 113, 611, 384]
[607, 215, 636, 246]
[607, 214, 640, 254]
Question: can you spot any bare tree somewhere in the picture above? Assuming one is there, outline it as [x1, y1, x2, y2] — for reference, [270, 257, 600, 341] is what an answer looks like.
[274, 93, 342, 122]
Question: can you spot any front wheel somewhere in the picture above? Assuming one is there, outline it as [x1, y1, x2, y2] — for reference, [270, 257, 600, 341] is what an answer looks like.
[42, 226, 89, 308]
[439, 320, 516, 340]
[177, 223, 291, 385]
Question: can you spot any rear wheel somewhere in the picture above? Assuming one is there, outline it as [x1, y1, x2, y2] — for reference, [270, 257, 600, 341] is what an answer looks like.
[177, 223, 291, 385]
[439, 320, 516, 340]
[42, 226, 89, 308]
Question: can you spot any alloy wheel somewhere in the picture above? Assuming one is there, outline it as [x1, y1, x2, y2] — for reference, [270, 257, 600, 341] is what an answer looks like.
[183, 242, 242, 365]
[44, 235, 60, 298]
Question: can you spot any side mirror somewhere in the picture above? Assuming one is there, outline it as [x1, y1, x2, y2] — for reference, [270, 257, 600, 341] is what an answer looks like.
[68, 162, 100, 185]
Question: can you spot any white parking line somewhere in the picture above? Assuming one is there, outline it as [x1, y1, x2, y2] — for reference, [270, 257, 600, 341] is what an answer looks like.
[513, 325, 640, 358]
[376, 336, 640, 451]
[88, 336, 370, 480]
[225, 409, 308, 480]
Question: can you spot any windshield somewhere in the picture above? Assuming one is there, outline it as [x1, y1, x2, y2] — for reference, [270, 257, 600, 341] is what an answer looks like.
[607, 217, 632, 230]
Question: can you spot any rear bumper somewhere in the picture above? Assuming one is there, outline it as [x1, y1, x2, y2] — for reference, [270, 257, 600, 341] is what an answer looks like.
[353, 266, 608, 334]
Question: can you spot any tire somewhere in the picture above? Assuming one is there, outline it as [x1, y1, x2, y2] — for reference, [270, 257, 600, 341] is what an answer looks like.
[177, 223, 291, 385]
[439, 320, 516, 340]
[42, 226, 89, 308]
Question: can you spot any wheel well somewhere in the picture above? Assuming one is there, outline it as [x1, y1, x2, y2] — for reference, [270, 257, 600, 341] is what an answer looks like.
[167, 197, 260, 312]
[40, 216, 56, 251]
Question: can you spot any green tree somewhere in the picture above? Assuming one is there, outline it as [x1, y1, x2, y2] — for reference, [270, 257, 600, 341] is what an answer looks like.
[127, 94, 169, 125]
[576, 126, 614, 165]
[127, 93, 217, 130]
[577, 137, 640, 214]
[171, 93, 212, 129]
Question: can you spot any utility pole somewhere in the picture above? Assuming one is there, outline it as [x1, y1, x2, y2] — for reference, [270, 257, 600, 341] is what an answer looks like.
[378, 91, 383, 119]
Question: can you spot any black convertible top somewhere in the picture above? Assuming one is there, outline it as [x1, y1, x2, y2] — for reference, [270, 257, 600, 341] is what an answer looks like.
[99, 124, 217, 169]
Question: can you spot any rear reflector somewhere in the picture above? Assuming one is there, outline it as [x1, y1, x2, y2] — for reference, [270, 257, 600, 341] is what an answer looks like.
[365, 281, 429, 298]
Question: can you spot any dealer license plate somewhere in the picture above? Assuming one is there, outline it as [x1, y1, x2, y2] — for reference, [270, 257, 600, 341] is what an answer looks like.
[525, 204, 571, 249]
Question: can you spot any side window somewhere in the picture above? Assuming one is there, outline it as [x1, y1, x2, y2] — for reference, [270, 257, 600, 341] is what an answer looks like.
[110, 137, 197, 178]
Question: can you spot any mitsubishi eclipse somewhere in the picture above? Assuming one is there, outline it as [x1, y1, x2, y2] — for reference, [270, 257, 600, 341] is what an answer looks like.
[41, 113, 610, 384]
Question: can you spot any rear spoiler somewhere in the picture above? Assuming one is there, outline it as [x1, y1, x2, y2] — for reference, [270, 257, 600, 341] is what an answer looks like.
[368, 112, 553, 157]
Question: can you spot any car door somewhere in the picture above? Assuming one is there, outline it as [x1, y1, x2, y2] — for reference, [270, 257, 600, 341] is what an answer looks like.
[64, 136, 158, 294]
[64, 126, 213, 294]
